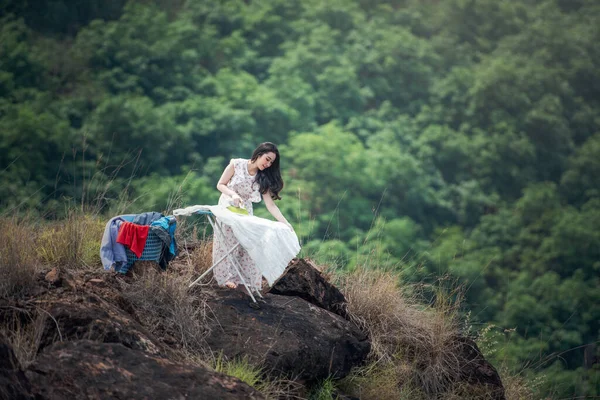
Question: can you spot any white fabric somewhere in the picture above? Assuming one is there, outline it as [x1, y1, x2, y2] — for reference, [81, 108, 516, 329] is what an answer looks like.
[173, 205, 212, 216]
[172, 205, 301, 285]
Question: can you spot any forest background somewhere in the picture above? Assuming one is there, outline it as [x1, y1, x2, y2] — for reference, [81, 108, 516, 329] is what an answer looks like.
[1, 0, 599, 397]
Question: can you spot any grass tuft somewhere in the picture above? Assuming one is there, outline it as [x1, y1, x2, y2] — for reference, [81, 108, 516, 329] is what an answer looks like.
[500, 369, 539, 400]
[0, 310, 46, 369]
[213, 353, 263, 389]
[188, 239, 214, 277]
[308, 376, 336, 400]
[335, 267, 463, 397]
[339, 361, 427, 400]
[36, 211, 104, 270]
[120, 267, 210, 357]
[0, 217, 42, 298]
[210, 352, 302, 399]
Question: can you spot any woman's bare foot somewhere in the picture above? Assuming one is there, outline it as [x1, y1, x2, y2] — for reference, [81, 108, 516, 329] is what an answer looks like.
[225, 281, 237, 289]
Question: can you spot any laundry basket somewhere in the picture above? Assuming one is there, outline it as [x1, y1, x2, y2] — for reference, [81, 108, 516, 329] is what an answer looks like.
[118, 230, 163, 273]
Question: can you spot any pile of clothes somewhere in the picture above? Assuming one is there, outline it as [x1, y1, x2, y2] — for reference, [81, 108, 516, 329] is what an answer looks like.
[100, 211, 178, 274]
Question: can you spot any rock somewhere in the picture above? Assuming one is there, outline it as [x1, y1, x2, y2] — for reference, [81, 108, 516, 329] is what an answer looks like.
[38, 294, 162, 355]
[202, 288, 370, 383]
[44, 268, 61, 286]
[453, 335, 506, 400]
[269, 258, 348, 319]
[0, 334, 34, 400]
[26, 340, 263, 399]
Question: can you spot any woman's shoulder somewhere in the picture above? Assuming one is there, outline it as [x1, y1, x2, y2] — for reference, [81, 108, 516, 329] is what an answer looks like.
[229, 158, 242, 168]
[230, 158, 249, 173]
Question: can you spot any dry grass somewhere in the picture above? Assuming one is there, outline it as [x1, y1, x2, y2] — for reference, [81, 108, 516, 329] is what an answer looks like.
[0, 309, 47, 368]
[339, 361, 427, 400]
[120, 267, 212, 358]
[187, 239, 214, 277]
[36, 211, 104, 270]
[0, 217, 43, 298]
[444, 373, 539, 400]
[444, 383, 502, 400]
[335, 267, 464, 397]
[336, 268, 538, 399]
[500, 369, 538, 400]
[171, 216, 214, 278]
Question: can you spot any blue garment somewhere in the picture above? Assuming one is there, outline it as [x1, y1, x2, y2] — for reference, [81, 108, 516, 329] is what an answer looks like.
[132, 212, 163, 226]
[150, 216, 177, 256]
[150, 216, 178, 270]
[167, 218, 177, 257]
[100, 214, 135, 271]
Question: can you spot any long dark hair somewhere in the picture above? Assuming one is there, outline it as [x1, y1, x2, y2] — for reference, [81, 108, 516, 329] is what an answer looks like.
[251, 142, 284, 200]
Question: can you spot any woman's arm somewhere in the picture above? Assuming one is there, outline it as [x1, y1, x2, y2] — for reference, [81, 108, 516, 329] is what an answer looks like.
[263, 190, 293, 230]
[216, 161, 242, 206]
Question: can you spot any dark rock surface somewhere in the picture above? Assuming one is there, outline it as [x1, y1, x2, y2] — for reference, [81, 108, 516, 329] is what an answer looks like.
[202, 287, 370, 382]
[38, 295, 161, 355]
[453, 335, 506, 400]
[0, 335, 34, 400]
[269, 258, 349, 319]
[26, 340, 263, 400]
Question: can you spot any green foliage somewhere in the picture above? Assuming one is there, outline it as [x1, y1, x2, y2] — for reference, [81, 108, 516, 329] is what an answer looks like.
[308, 377, 336, 400]
[560, 133, 600, 204]
[213, 354, 261, 388]
[212, 353, 268, 393]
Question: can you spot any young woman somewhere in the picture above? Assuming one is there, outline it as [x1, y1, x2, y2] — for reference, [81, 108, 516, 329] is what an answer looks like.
[214, 142, 293, 290]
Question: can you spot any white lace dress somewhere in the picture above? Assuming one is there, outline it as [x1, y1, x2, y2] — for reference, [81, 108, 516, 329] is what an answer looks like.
[213, 158, 263, 289]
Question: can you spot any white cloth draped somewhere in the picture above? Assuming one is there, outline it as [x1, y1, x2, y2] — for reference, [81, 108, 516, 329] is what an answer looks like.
[173, 205, 301, 285]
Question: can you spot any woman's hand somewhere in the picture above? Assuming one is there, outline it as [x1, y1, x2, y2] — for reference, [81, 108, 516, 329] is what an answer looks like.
[230, 193, 242, 207]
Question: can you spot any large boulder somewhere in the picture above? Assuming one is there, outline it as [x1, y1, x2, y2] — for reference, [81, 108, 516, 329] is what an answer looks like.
[453, 335, 506, 399]
[201, 288, 370, 383]
[38, 294, 162, 355]
[0, 334, 33, 400]
[26, 340, 263, 399]
[269, 258, 349, 319]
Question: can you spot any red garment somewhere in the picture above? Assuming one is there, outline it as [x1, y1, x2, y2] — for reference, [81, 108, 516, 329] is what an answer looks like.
[116, 222, 149, 258]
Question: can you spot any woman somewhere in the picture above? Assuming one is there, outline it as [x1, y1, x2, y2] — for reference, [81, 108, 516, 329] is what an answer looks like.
[214, 142, 293, 290]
